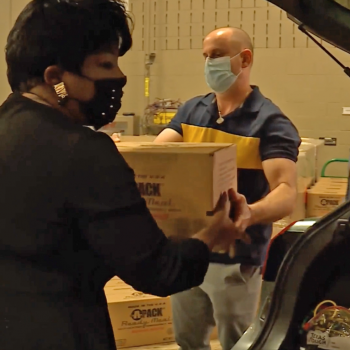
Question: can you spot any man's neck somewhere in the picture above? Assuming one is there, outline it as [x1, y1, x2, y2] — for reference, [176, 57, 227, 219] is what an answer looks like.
[216, 84, 253, 116]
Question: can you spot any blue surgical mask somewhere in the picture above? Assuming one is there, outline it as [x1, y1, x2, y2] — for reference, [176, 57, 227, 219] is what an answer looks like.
[204, 53, 242, 93]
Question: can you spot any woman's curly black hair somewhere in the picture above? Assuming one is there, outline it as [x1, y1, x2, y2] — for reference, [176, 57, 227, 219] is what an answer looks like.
[6, 0, 133, 92]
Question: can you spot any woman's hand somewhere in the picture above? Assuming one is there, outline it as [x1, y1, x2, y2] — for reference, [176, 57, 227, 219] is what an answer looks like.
[193, 190, 251, 255]
[228, 188, 252, 236]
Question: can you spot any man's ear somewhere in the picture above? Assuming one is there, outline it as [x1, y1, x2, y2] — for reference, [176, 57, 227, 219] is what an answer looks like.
[241, 50, 253, 68]
[43, 66, 63, 86]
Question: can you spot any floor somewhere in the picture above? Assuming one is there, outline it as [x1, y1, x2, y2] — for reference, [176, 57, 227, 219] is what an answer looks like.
[128, 340, 221, 350]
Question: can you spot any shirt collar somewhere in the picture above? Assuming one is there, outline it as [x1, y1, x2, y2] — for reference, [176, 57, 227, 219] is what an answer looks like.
[202, 86, 265, 114]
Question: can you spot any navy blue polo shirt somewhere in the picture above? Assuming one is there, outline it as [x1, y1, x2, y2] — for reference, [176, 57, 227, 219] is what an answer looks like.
[167, 86, 301, 266]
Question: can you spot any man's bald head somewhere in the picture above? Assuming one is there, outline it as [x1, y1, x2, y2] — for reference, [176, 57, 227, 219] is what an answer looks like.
[202, 27, 254, 74]
[204, 27, 254, 54]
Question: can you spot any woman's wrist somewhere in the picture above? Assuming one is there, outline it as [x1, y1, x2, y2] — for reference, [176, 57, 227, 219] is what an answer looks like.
[192, 227, 216, 251]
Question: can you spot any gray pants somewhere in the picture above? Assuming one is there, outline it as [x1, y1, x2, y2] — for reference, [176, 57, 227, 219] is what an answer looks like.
[171, 263, 262, 350]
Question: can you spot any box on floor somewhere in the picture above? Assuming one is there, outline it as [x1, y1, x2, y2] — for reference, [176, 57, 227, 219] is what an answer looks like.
[105, 278, 218, 349]
[105, 286, 174, 348]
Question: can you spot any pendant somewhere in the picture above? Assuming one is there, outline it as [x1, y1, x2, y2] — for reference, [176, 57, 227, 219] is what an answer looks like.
[216, 116, 225, 124]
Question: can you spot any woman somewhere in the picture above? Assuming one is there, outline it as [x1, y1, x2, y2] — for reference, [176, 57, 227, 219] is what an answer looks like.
[0, 1, 241, 349]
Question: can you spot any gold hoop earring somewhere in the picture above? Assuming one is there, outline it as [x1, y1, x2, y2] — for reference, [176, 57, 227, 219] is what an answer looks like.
[54, 82, 68, 106]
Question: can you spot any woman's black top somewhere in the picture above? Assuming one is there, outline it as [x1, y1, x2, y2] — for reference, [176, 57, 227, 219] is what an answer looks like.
[0, 93, 209, 350]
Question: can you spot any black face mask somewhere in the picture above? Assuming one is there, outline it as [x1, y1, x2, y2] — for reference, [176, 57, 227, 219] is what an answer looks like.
[79, 76, 127, 130]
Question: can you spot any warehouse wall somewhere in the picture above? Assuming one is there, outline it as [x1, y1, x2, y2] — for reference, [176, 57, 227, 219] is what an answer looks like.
[0, 0, 33, 102]
[121, 0, 350, 177]
[336, 0, 350, 8]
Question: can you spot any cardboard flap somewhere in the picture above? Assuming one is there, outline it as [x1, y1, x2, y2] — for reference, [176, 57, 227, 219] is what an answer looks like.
[212, 146, 238, 209]
[117, 142, 235, 154]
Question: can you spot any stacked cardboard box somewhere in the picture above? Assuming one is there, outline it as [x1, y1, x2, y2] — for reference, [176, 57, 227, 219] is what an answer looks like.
[280, 143, 315, 229]
[284, 139, 325, 222]
[105, 277, 218, 348]
[105, 278, 174, 349]
[273, 139, 324, 235]
[306, 178, 348, 217]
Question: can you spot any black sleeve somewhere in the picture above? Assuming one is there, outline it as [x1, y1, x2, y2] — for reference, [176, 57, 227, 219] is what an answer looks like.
[259, 113, 301, 162]
[166, 104, 189, 136]
[68, 131, 209, 297]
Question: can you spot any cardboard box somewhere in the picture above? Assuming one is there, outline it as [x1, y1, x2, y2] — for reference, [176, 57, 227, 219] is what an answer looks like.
[316, 177, 348, 185]
[105, 280, 218, 348]
[105, 287, 174, 348]
[315, 184, 348, 192]
[104, 277, 132, 291]
[306, 186, 346, 217]
[306, 178, 347, 217]
[119, 135, 157, 142]
[117, 142, 237, 240]
[314, 183, 347, 190]
[311, 179, 348, 200]
[272, 219, 293, 237]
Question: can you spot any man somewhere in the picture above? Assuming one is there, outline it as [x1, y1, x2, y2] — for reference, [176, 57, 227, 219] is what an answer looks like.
[155, 27, 301, 350]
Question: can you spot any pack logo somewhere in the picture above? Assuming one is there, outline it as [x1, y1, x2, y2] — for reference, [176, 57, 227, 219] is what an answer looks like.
[130, 308, 164, 321]
[137, 182, 161, 197]
[320, 199, 339, 206]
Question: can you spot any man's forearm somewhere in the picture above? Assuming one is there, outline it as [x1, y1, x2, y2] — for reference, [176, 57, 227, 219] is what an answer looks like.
[248, 183, 296, 226]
